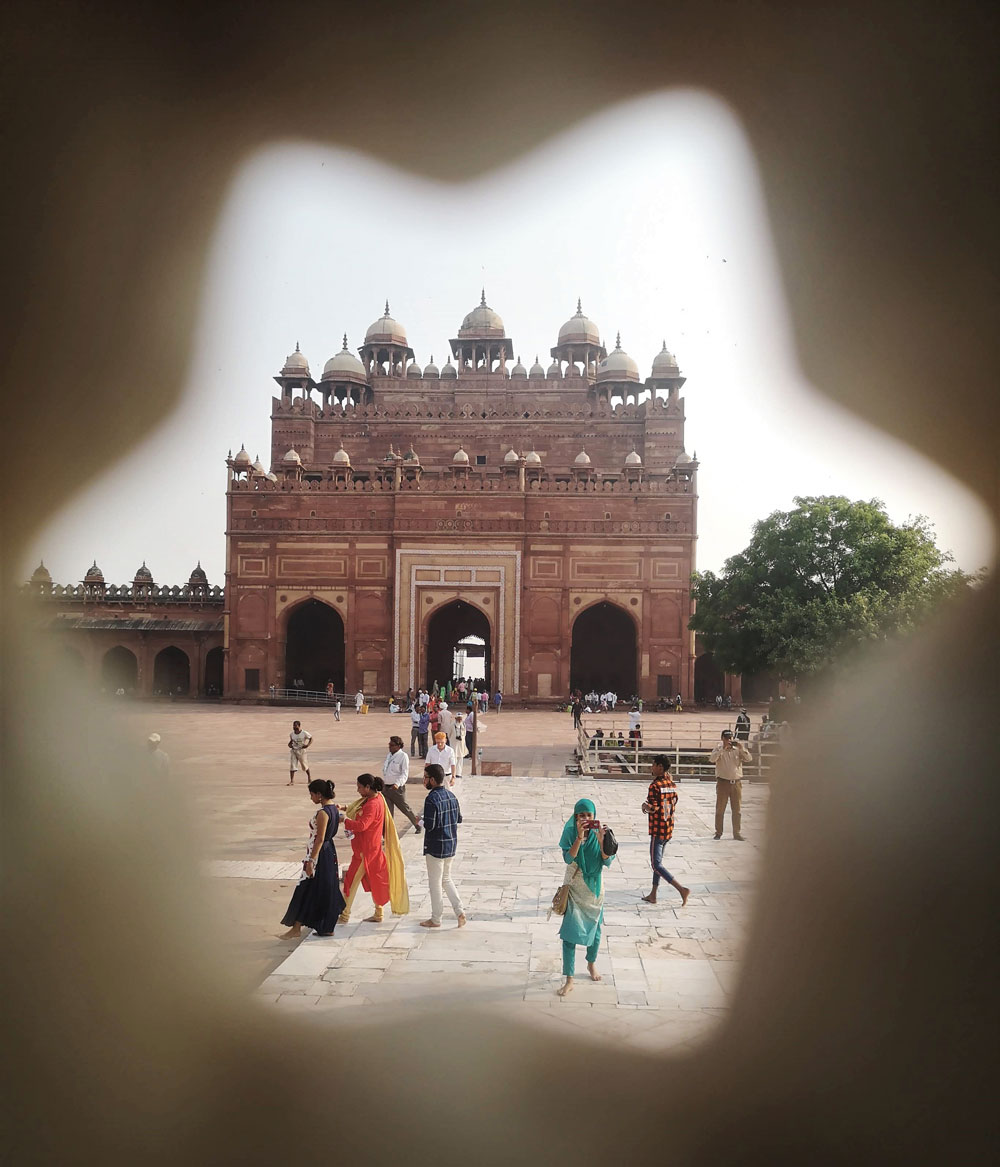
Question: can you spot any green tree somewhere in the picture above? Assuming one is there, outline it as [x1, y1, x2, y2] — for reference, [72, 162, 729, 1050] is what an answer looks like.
[689, 496, 979, 682]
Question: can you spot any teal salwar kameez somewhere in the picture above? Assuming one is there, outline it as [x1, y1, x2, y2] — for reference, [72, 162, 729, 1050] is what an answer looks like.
[558, 798, 613, 977]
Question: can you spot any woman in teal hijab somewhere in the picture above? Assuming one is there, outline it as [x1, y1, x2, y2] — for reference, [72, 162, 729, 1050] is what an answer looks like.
[556, 797, 614, 997]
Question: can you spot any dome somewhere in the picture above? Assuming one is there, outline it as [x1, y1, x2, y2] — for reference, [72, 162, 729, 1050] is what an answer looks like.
[525, 449, 541, 464]
[252, 455, 266, 475]
[188, 562, 208, 583]
[283, 448, 302, 464]
[281, 342, 310, 376]
[365, 301, 408, 346]
[574, 449, 592, 465]
[625, 449, 643, 465]
[546, 360, 562, 379]
[84, 561, 104, 582]
[510, 355, 527, 378]
[233, 445, 252, 466]
[557, 298, 600, 346]
[440, 356, 457, 379]
[504, 448, 519, 463]
[403, 446, 420, 463]
[528, 355, 545, 379]
[406, 360, 422, 378]
[458, 290, 505, 336]
[30, 561, 51, 583]
[651, 340, 680, 378]
[332, 443, 351, 465]
[133, 561, 153, 581]
[265, 471, 277, 482]
[453, 446, 470, 464]
[596, 333, 640, 383]
[322, 335, 367, 384]
[675, 450, 693, 464]
[423, 355, 440, 378]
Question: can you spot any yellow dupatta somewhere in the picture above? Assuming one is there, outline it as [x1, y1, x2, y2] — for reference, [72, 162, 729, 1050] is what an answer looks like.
[344, 794, 410, 916]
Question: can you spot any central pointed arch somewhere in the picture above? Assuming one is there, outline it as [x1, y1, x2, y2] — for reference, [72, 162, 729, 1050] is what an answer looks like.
[425, 599, 492, 690]
[284, 598, 345, 692]
[570, 601, 637, 697]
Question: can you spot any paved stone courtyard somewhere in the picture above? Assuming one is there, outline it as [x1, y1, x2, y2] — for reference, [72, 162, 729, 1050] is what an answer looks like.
[120, 702, 767, 1053]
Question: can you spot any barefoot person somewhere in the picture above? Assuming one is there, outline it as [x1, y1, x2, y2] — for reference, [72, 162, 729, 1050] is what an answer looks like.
[418, 762, 466, 930]
[279, 779, 346, 938]
[287, 720, 312, 785]
[556, 798, 613, 997]
[338, 774, 409, 924]
[641, 755, 690, 907]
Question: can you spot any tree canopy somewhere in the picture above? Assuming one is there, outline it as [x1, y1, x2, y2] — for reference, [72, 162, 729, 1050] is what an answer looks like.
[689, 496, 979, 681]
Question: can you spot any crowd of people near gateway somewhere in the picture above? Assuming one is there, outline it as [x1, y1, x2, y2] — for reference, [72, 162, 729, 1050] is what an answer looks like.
[277, 719, 755, 996]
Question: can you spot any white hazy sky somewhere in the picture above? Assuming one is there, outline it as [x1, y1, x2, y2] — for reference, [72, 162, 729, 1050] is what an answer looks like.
[23, 91, 995, 588]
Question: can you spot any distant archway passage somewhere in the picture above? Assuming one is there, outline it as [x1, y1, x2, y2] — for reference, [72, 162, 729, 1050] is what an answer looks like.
[426, 601, 491, 690]
[694, 652, 725, 703]
[285, 600, 345, 692]
[154, 646, 190, 695]
[570, 602, 637, 697]
[101, 646, 138, 693]
[204, 646, 224, 696]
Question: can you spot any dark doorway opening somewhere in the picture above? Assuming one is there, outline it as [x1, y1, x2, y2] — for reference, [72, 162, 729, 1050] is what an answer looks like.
[102, 645, 138, 694]
[154, 646, 190, 695]
[694, 652, 725, 704]
[426, 601, 491, 689]
[204, 646, 224, 697]
[285, 600, 345, 692]
[570, 602, 637, 697]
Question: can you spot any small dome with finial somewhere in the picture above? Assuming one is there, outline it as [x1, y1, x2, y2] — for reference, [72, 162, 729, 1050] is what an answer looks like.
[453, 446, 470, 464]
[406, 359, 422, 378]
[574, 449, 592, 465]
[252, 455, 266, 476]
[365, 300, 408, 346]
[651, 341, 680, 378]
[504, 448, 520, 464]
[458, 289, 505, 337]
[283, 448, 302, 465]
[510, 355, 527, 378]
[322, 334, 367, 383]
[440, 356, 457, 379]
[403, 445, 420, 463]
[596, 333, 640, 383]
[188, 562, 208, 584]
[528, 355, 545, 380]
[84, 561, 104, 582]
[625, 447, 643, 465]
[332, 443, 351, 465]
[525, 448, 541, 464]
[133, 561, 153, 582]
[233, 445, 252, 467]
[675, 450, 693, 465]
[281, 342, 310, 375]
[547, 359, 562, 379]
[30, 561, 52, 584]
[423, 354, 440, 378]
[557, 298, 601, 346]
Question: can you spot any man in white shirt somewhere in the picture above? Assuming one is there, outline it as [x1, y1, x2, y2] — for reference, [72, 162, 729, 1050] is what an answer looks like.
[382, 734, 420, 832]
[355, 690, 365, 714]
[425, 731, 457, 786]
[287, 720, 312, 786]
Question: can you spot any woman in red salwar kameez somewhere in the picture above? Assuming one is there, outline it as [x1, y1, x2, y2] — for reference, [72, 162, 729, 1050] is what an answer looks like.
[339, 773, 392, 924]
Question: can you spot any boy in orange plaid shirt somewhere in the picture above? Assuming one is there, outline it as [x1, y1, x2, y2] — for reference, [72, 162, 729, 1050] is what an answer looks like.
[641, 755, 690, 906]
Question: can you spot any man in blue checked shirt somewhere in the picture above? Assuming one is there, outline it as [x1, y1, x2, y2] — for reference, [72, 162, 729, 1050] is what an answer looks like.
[418, 763, 467, 929]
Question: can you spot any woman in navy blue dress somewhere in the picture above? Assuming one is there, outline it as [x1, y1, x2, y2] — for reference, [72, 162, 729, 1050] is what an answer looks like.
[280, 779, 346, 937]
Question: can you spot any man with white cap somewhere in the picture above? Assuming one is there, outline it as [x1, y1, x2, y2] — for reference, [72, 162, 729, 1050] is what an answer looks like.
[147, 733, 170, 778]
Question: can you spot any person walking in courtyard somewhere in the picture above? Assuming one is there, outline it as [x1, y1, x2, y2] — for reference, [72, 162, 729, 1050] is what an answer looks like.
[571, 697, 583, 729]
[555, 797, 614, 997]
[279, 779, 346, 938]
[494, 689, 503, 714]
[410, 703, 423, 756]
[146, 733, 170, 778]
[735, 707, 751, 741]
[641, 755, 690, 906]
[418, 762, 467, 929]
[333, 697, 341, 722]
[355, 689, 365, 714]
[382, 734, 421, 832]
[710, 729, 752, 840]
[338, 774, 408, 924]
[287, 720, 312, 785]
[425, 730, 457, 786]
